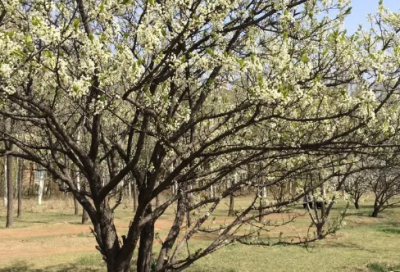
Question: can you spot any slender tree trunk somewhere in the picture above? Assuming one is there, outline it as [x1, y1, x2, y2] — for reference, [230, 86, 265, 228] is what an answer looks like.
[3, 157, 7, 207]
[132, 183, 137, 212]
[29, 164, 34, 196]
[228, 194, 235, 216]
[6, 155, 14, 228]
[128, 181, 132, 200]
[155, 194, 160, 209]
[38, 168, 44, 205]
[74, 170, 80, 215]
[17, 158, 23, 218]
[74, 196, 79, 215]
[82, 209, 89, 224]
[258, 197, 264, 222]
[156, 195, 185, 270]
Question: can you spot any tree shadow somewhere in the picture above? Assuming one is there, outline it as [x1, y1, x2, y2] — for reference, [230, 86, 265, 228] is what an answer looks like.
[0, 261, 104, 272]
[321, 241, 378, 254]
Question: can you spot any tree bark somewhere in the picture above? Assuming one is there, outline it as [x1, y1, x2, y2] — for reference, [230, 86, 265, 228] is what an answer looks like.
[3, 157, 7, 207]
[132, 182, 137, 212]
[371, 206, 380, 217]
[354, 199, 360, 209]
[17, 158, 23, 218]
[6, 155, 14, 228]
[156, 195, 185, 270]
[82, 208, 89, 224]
[228, 194, 235, 216]
[37, 167, 44, 205]
[74, 196, 79, 215]
[137, 207, 155, 272]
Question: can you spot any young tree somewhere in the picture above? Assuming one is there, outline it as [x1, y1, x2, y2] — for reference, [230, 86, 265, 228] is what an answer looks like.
[369, 165, 400, 218]
[1, 0, 400, 272]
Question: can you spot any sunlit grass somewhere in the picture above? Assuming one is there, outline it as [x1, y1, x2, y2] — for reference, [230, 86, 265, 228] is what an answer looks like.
[0, 195, 399, 271]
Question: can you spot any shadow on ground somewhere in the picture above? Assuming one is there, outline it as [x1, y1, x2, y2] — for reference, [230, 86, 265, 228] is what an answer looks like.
[0, 261, 103, 272]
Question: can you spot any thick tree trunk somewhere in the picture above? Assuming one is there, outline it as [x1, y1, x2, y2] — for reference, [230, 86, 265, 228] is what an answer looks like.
[371, 206, 380, 217]
[316, 223, 324, 239]
[17, 158, 23, 218]
[106, 261, 131, 272]
[137, 207, 155, 272]
[97, 201, 131, 272]
[6, 155, 14, 228]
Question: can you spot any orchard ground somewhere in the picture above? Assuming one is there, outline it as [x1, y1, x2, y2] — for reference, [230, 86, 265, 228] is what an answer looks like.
[0, 196, 399, 272]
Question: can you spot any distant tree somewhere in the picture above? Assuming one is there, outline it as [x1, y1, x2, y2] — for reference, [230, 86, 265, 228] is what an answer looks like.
[369, 165, 400, 218]
[17, 158, 23, 217]
[5, 154, 13, 228]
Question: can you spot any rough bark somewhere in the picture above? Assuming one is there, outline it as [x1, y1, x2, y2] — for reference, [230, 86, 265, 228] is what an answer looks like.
[156, 195, 185, 270]
[137, 207, 155, 272]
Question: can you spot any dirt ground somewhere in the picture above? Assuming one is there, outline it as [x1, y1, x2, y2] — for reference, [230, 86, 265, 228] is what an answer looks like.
[0, 210, 303, 265]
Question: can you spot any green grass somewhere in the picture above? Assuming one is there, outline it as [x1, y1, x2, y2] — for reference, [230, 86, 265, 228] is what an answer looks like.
[367, 263, 400, 272]
[1, 196, 400, 271]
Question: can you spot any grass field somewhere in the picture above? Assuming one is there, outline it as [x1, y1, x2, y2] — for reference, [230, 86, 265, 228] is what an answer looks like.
[0, 195, 400, 272]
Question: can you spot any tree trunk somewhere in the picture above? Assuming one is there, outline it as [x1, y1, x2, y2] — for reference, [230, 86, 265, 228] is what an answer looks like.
[128, 181, 132, 200]
[17, 158, 23, 218]
[155, 195, 160, 209]
[74, 196, 79, 215]
[98, 201, 131, 272]
[82, 208, 89, 224]
[258, 200, 263, 222]
[156, 195, 185, 271]
[316, 223, 324, 239]
[132, 183, 137, 212]
[3, 158, 7, 207]
[371, 206, 380, 217]
[228, 194, 234, 216]
[6, 155, 14, 228]
[38, 169, 44, 205]
[106, 261, 131, 272]
[354, 200, 360, 209]
[137, 207, 155, 272]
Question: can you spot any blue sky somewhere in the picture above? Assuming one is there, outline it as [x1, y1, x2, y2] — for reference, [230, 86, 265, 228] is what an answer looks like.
[344, 0, 399, 33]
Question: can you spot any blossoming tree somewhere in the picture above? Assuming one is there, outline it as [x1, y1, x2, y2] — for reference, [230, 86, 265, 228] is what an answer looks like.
[1, 0, 400, 271]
